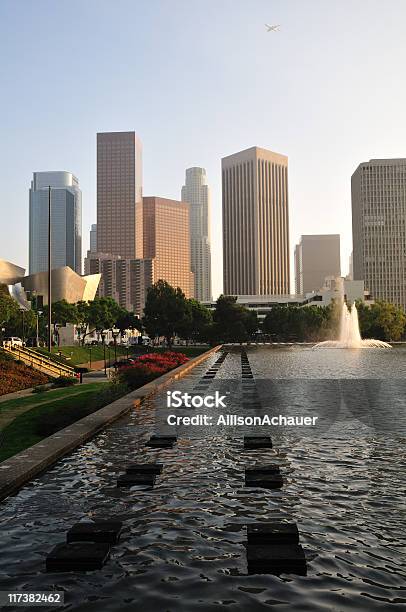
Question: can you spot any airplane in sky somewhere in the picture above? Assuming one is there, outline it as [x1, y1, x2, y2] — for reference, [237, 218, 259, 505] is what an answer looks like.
[265, 24, 281, 32]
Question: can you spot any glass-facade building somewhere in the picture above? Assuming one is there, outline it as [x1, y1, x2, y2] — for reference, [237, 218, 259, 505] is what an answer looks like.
[181, 167, 212, 301]
[29, 171, 82, 275]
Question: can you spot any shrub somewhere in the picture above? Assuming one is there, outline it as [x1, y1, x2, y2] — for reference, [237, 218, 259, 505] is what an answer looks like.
[52, 376, 78, 388]
[32, 384, 49, 394]
[118, 352, 188, 390]
[0, 360, 49, 396]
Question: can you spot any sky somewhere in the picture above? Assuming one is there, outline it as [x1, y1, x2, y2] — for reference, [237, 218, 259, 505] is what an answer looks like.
[1, 0, 406, 298]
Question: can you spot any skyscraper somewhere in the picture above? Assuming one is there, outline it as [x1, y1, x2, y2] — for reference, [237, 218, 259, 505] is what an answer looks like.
[97, 131, 142, 259]
[87, 252, 153, 315]
[222, 146, 290, 295]
[89, 224, 97, 253]
[138, 197, 193, 298]
[294, 235, 341, 295]
[181, 167, 212, 301]
[29, 171, 82, 275]
[352, 158, 406, 309]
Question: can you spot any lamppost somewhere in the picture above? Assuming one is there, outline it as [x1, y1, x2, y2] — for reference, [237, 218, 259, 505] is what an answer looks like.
[47, 185, 52, 353]
[88, 345, 92, 370]
[101, 331, 107, 376]
[112, 327, 120, 369]
[36, 310, 43, 347]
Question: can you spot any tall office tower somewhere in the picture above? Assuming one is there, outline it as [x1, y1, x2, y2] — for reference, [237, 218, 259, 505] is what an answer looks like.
[294, 235, 341, 295]
[222, 146, 290, 295]
[97, 131, 142, 259]
[181, 167, 212, 301]
[138, 197, 193, 298]
[89, 224, 97, 253]
[352, 158, 406, 309]
[87, 252, 153, 314]
[29, 171, 82, 275]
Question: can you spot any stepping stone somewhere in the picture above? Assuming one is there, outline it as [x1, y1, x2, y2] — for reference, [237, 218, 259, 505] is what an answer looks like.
[146, 436, 176, 448]
[245, 473, 283, 489]
[244, 436, 272, 449]
[245, 465, 280, 476]
[117, 473, 156, 487]
[46, 542, 111, 572]
[247, 522, 299, 545]
[67, 521, 123, 544]
[246, 544, 306, 575]
[126, 463, 163, 475]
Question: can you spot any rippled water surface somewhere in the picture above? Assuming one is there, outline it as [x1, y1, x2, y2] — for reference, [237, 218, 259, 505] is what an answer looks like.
[0, 347, 405, 611]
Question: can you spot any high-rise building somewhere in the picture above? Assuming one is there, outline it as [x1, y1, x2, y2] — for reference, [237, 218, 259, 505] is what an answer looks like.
[294, 235, 341, 295]
[181, 167, 212, 301]
[29, 171, 82, 275]
[97, 131, 142, 259]
[222, 146, 290, 295]
[90, 224, 97, 253]
[87, 252, 153, 315]
[352, 158, 406, 309]
[138, 197, 193, 298]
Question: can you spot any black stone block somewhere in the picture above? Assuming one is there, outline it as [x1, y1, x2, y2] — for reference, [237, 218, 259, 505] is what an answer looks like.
[245, 473, 283, 489]
[46, 542, 110, 572]
[146, 436, 176, 448]
[246, 543, 306, 575]
[245, 465, 280, 476]
[67, 521, 123, 544]
[126, 463, 163, 475]
[244, 436, 272, 449]
[247, 522, 299, 545]
[117, 473, 155, 487]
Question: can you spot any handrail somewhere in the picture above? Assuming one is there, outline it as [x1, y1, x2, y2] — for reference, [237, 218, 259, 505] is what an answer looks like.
[1, 345, 76, 378]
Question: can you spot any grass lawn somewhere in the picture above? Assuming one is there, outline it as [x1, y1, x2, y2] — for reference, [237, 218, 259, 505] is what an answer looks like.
[0, 381, 113, 462]
[35, 345, 130, 365]
[35, 344, 208, 366]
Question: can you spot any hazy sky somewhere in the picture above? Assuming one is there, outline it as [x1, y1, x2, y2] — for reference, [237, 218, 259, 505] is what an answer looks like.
[1, 0, 406, 298]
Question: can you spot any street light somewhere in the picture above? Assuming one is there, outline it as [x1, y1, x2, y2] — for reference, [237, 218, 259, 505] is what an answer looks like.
[112, 327, 120, 369]
[36, 310, 43, 347]
[101, 331, 107, 376]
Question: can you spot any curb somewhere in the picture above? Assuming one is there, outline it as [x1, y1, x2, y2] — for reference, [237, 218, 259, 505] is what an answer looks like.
[0, 345, 221, 502]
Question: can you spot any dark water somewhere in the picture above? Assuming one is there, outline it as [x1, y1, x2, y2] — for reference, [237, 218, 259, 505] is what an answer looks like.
[0, 347, 405, 611]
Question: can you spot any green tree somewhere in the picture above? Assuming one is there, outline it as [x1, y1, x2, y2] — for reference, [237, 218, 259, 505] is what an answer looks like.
[357, 300, 406, 341]
[0, 285, 19, 330]
[178, 298, 213, 344]
[143, 280, 190, 347]
[42, 300, 79, 346]
[87, 297, 123, 338]
[211, 295, 258, 343]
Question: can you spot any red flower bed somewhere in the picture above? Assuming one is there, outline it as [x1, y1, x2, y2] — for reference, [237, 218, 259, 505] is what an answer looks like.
[118, 351, 189, 390]
[0, 360, 49, 396]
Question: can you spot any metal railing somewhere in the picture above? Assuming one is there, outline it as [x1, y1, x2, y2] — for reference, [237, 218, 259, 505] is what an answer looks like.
[1, 345, 76, 378]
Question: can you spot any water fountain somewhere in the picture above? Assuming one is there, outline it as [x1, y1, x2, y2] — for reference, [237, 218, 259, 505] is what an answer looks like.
[314, 302, 392, 349]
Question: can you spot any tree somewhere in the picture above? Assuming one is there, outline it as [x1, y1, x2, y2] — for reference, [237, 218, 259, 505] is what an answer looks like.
[0, 285, 19, 328]
[357, 300, 406, 341]
[115, 309, 142, 337]
[262, 304, 333, 342]
[143, 280, 190, 347]
[76, 301, 91, 345]
[87, 297, 123, 337]
[177, 298, 212, 344]
[42, 300, 79, 346]
[211, 295, 258, 343]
